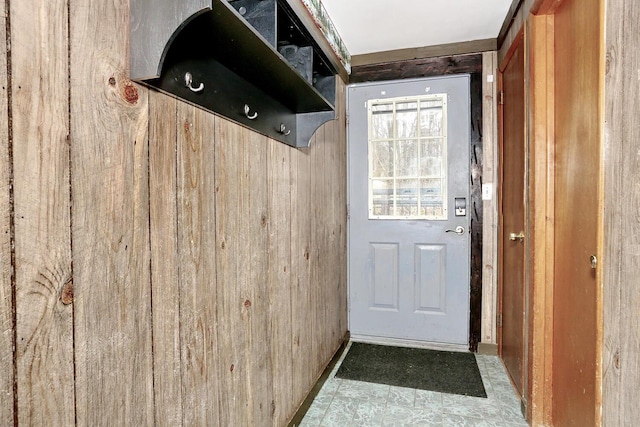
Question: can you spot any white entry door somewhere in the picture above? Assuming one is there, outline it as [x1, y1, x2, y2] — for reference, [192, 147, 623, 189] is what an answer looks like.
[348, 75, 470, 345]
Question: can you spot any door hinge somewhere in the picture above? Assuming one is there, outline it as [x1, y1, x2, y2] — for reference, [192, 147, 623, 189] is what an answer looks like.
[499, 91, 504, 105]
[497, 313, 503, 328]
[346, 204, 350, 220]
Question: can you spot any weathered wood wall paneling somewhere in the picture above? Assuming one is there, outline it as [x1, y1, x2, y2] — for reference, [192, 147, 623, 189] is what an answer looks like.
[603, 0, 640, 424]
[12, 0, 75, 423]
[3, 0, 347, 424]
[177, 103, 222, 425]
[69, 0, 154, 423]
[310, 125, 327, 370]
[481, 51, 499, 347]
[469, 73, 484, 351]
[290, 141, 314, 403]
[148, 91, 183, 426]
[214, 119, 253, 426]
[0, 0, 14, 423]
[267, 139, 294, 424]
[147, 64, 344, 427]
[242, 128, 272, 425]
[336, 79, 348, 346]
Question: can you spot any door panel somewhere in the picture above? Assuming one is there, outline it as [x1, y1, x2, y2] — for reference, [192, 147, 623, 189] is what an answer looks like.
[415, 245, 446, 313]
[370, 243, 399, 310]
[499, 35, 526, 398]
[348, 76, 470, 344]
[552, 0, 601, 424]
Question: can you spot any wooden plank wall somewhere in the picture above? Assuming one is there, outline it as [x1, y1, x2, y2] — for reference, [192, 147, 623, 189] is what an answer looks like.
[0, 0, 13, 424]
[602, 0, 640, 424]
[480, 51, 499, 349]
[11, 0, 74, 425]
[1, 0, 348, 425]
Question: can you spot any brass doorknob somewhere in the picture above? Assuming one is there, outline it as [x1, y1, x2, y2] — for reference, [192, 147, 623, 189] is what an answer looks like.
[509, 231, 525, 242]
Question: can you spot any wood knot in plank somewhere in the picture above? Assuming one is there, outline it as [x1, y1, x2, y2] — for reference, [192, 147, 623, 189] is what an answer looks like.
[108, 77, 116, 86]
[220, 239, 226, 250]
[123, 83, 139, 104]
[614, 350, 621, 370]
[261, 213, 268, 228]
[230, 364, 235, 372]
[304, 248, 310, 261]
[605, 48, 614, 77]
[60, 279, 74, 305]
[244, 299, 252, 308]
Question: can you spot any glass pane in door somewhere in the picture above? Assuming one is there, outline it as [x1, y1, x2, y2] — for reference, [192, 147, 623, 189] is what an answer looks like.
[367, 94, 448, 220]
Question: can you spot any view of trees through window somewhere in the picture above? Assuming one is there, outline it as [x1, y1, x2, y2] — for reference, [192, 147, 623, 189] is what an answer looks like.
[368, 95, 447, 219]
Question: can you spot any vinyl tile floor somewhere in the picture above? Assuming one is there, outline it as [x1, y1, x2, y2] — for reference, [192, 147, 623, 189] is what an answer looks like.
[296, 342, 529, 427]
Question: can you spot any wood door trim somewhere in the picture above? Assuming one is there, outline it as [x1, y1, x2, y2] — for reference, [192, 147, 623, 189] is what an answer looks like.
[531, 0, 564, 15]
[497, 71, 505, 356]
[499, 30, 524, 74]
[595, 0, 606, 422]
[527, 14, 555, 426]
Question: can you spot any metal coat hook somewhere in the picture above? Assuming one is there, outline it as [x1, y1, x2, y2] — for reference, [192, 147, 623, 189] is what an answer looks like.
[244, 104, 258, 120]
[279, 123, 291, 136]
[184, 72, 204, 93]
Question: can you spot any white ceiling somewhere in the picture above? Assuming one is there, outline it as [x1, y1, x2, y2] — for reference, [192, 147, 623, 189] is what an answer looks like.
[319, 0, 513, 57]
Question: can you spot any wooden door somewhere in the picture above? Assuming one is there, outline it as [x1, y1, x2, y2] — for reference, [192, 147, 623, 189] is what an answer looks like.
[498, 33, 526, 399]
[552, 0, 602, 424]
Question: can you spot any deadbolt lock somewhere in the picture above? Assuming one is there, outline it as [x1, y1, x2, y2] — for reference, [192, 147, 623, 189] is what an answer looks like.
[509, 231, 525, 242]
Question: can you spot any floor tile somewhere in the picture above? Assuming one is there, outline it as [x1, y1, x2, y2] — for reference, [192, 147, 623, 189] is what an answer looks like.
[351, 400, 386, 426]
[414, 390, 443, 411]
[387, 386, 416, 408]
[336, 379, 390, 403]
[382, 404, 443, 426]
[442, 393, 504, 421]
[320, 395, 358, 426]
[302, 344, 528, 427]
[443, 414, 525, 427]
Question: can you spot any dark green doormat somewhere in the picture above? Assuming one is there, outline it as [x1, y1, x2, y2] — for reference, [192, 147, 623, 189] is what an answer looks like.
[335, 342, 487, 398]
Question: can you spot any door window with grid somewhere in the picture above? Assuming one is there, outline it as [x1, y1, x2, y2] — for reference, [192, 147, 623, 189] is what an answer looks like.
[368, 94, 448, 219]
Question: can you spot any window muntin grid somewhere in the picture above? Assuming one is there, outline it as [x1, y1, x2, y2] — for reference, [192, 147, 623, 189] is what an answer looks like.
[368, 94, 448, 220]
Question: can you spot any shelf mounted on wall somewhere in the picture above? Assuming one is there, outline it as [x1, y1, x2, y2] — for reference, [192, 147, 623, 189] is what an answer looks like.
[130, 0, 341, 148]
